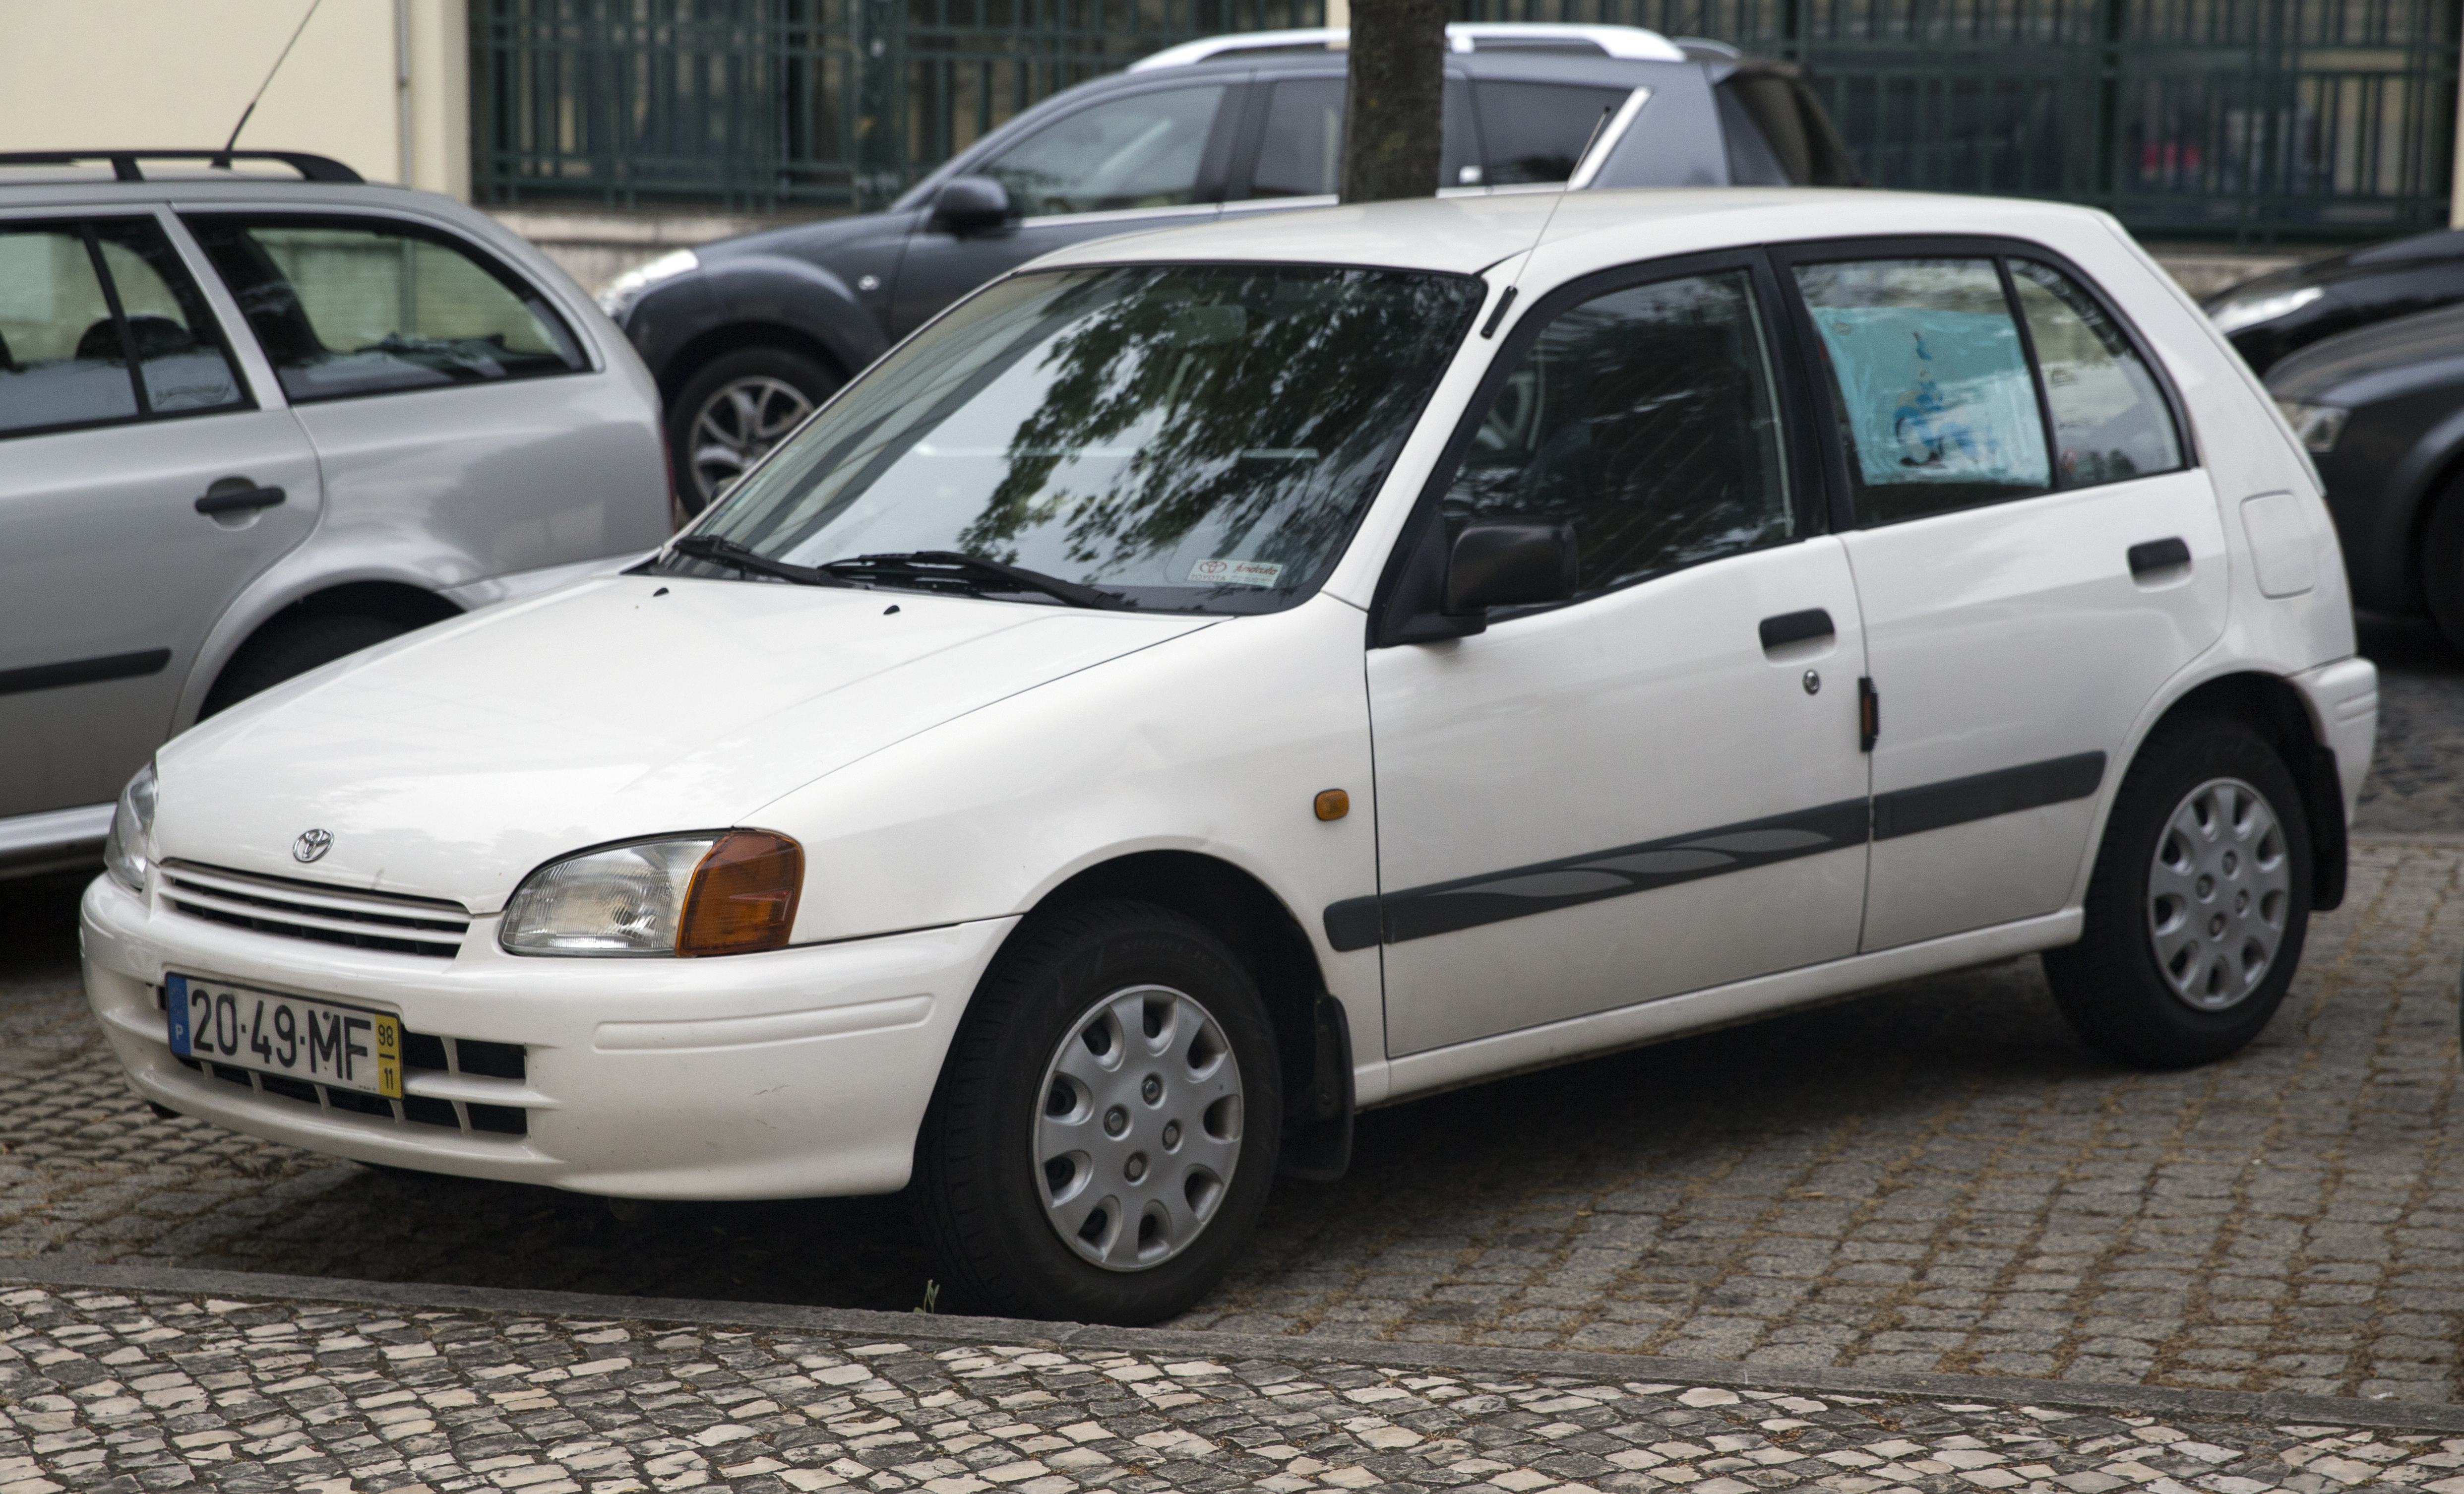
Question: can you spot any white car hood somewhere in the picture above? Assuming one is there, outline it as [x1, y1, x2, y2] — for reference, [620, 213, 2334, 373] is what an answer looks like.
[154, 576, 1214, 911]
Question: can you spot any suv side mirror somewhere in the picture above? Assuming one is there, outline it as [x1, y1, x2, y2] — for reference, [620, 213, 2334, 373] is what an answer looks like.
[1443, 518, 1577, 616]
[929, 176, 1012, 235]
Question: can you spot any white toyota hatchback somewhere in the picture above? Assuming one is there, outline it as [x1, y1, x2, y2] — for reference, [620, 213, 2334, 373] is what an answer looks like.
[83, 188, 2377, 1325]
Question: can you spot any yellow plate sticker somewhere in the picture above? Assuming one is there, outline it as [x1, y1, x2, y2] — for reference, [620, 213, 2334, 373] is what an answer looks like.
[375, 1015, 402, 1100]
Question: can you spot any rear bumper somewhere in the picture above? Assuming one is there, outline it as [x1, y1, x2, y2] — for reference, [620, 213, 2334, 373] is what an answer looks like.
[80, 871, 1014, 1200]
[2290, 655, 2378, 822]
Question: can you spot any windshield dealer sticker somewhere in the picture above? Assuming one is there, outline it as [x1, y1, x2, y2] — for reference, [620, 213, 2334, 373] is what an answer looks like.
[1190, 559, 1284, 588]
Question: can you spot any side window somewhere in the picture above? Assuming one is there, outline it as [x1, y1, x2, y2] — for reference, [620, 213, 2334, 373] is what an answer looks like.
[1473, 81, 1631, 185]
[1442, 267, 1794, 597]
[1794, 257, 2049, 525]
[982, 86, 1226, 217]
[89, 219, 246, 414]
[1251, 79, 1345, 198]
[0, 218, 245, 438]
[185, 215, 585, 404]
[2010, 260, 2185, 488]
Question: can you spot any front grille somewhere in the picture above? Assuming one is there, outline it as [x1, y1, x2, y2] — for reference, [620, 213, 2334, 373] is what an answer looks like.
[168, 1007, 528, 1138]
[160, 861, 469, 958]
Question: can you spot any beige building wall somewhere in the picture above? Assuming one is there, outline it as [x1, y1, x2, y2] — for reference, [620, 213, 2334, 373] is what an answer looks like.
[0, 0, 469, 199]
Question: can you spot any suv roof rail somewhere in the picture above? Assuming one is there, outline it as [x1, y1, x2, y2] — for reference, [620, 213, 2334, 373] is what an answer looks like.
[1129, 22, 1689, 71]
[0, 150, 364, 184]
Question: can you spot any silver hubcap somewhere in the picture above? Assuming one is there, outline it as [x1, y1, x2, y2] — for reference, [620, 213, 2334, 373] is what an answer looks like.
[1034, 984, 1243, 1272]
[2148, 776, 2292, 1011]
[687, 375, 813, 506]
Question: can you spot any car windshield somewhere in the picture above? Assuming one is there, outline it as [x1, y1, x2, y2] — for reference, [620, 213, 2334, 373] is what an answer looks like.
[670, 262, 1484, 611]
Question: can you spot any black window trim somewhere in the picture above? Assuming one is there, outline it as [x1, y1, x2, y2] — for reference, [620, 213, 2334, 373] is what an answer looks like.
[1763, 233, 2198, 534]
[175, 208, 592, 403]
[1368, 244, 1830, 648]
[0, 212, 259, 444]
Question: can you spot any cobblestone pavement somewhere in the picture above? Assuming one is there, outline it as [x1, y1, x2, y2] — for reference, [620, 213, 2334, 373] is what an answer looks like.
[2351, 620, 2464, 837]
[10, 1276, 2464, 1494]
[7, 839, 2463, 1405]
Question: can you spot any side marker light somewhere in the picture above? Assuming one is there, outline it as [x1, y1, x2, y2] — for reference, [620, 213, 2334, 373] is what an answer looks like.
[1314, 789, 1350, 821]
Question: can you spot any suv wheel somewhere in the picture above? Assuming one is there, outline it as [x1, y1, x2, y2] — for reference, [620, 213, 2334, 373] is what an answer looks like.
[669, 347, 839, 517]
[2043, 717, 2312, 1069]
[914, 901, 1280, 1324]
[201, 613, 413, 718]
[2419, 478, 2464, 652]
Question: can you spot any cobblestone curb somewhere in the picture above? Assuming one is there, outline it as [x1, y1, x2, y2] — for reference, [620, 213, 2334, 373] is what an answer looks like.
[11, 1269, 2464, 1494]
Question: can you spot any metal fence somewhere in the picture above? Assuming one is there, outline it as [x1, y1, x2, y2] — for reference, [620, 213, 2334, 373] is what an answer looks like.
[472, 0, 2458, 242]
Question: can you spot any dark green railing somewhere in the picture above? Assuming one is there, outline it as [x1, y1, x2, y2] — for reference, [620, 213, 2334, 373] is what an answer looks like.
[472, 0, 2457, 242]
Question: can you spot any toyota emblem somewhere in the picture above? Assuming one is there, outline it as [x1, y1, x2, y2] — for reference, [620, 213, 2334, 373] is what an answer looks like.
[292, 828, 333, 864]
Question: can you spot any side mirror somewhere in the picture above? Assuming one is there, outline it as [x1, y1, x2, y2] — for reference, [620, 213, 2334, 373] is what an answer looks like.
[929, 176, 1011, 235]
[1443, 518, 1577, 616]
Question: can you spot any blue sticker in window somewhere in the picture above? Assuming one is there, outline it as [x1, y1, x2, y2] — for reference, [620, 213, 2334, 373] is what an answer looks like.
[1812, 308, 2048, 490]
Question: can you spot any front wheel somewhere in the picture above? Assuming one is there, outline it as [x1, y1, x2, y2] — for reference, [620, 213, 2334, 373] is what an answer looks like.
[2043, 717, 2312, 1068]
[914, 901, 1281, 1324]
[666, 346, 839, 517]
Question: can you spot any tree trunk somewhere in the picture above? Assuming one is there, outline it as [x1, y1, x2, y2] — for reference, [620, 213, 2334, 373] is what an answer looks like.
[1339, 0, 1449, 203]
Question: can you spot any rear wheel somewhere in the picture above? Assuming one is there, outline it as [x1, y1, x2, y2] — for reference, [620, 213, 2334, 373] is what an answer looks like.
[2419, 478, 2464, 652]
[2043, 717, 2312, 1068]
[914, 901, 1280, 1324]
[202, 613, 413, 717]
[667, 347, 840, 517]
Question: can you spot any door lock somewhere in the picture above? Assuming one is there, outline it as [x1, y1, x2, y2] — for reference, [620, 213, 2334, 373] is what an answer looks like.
[1802, 669, 1821, 695]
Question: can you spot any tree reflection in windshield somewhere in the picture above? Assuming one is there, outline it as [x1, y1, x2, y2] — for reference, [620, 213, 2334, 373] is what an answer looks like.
[690, 263, 1481, 612]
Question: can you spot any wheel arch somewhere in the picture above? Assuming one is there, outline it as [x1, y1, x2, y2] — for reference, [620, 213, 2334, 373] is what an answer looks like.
[988, 849, 1355, 1180]
[2134, 670, 2348, 911]
[200, 580, 462, 718]
[654, 321, 852, 408]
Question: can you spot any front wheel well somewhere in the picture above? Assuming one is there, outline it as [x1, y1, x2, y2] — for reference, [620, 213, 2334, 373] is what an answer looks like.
[657, 323, 849, 407]
[1003, 852, 1352, 1176]
[2138, 671, 2348, 910]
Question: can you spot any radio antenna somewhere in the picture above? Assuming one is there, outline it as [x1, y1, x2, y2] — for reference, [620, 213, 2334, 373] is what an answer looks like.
[1480, 102, 1613, 339]
[217, 0, 326, 166]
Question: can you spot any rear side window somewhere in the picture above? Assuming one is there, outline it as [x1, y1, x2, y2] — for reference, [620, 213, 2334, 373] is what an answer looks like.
[1474, 81, 1631, 185]
[0, 218, 245, 439]
[1238, 77, 1480, 195]
[185, 215, 584, 403]
[2010, 260, 2184, 487]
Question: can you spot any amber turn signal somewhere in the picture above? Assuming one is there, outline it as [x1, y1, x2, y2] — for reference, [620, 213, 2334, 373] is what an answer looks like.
[1314, 789, 1350, 821]
[678, 829, 803, 956]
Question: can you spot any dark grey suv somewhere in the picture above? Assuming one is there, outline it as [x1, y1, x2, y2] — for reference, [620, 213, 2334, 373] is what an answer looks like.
[597, 22, 1858, 511]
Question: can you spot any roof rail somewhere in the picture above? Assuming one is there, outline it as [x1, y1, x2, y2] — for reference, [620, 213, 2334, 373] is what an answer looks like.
[1130, 22, 1690, 71]
[0, 150, 364, 184]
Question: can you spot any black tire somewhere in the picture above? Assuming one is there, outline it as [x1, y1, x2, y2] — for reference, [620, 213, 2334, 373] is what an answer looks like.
[202, 613, 411, 718]
[667, 346, 840, 518]
[914, 901, 1282, 1325]
[2420, 477, 2464, 652]
[2043, 716, 2313, 1069]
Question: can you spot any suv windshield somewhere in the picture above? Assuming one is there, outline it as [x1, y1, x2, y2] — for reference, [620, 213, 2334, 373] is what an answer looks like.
[674, 262, 1483, 611]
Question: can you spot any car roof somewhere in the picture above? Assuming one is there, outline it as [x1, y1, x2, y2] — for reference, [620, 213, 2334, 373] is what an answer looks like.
[1129, 23, 1692, 70]
[1022, 188, 2121, 279]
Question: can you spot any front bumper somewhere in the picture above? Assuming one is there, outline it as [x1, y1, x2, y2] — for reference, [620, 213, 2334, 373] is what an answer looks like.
[80, 872, 1015, 1200]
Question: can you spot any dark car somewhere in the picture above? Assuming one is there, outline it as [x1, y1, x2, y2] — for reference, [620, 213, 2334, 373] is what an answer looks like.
[2266, 301, 2464, 646]
[2205, 227, 2464, 377]
[597, 22, 1859, 511]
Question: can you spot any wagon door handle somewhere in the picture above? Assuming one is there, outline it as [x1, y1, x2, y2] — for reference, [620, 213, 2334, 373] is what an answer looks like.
[2128, 537, 2191, 577]
[1758, 608, 1835, 652]
[195, 483, 286, 516]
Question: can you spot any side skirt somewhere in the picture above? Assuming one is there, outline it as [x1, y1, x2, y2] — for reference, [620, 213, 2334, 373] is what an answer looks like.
[1371, 908, 2084, 1109]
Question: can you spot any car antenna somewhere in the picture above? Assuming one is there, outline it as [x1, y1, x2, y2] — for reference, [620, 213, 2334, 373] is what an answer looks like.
[214, 0, 325, 169]
[1481, 103, 1614, 339]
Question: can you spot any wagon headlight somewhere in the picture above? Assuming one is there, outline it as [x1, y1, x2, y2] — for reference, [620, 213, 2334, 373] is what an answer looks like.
[594, 248, 699, 323]
[2209, 285, 2323, 335]
[2276, 399, 2349, 452]
[499, 830, 801, 956]
[103, 763, 156, 894]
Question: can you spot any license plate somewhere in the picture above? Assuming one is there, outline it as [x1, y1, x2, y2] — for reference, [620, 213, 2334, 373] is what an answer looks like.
[166, 975, 402, 1099]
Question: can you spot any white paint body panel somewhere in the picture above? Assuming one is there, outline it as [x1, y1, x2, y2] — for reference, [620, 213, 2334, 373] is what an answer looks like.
[79, 189, 2373, 1200]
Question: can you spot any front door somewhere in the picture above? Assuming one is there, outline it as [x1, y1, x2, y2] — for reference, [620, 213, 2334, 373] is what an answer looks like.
[1366, 257, 1873, 1058]
[0, 211, 319, 820]
[889, 80, 1243, 336]
[1780, 247, 2228, 951]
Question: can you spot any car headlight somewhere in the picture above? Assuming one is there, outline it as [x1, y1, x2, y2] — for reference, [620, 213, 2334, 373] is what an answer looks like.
[593, 248, 699, 323]
[2276, 399, 2349, 452]
[103, 763, 156, 894]
[2210, 285, 2324, 336]
[499, 829, 801, 957]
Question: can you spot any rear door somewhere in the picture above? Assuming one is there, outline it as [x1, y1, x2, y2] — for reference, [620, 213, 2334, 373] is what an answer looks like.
[0, 210, 319, 820]
[1776, 241, 2224, 950]
[889, 80, 1245, 336]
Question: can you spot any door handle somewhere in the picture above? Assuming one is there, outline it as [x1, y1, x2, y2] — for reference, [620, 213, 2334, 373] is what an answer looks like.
[195, 484, 286, 516]
[1759, 608, 1835, 651]
[2127, 537, 2191, 576]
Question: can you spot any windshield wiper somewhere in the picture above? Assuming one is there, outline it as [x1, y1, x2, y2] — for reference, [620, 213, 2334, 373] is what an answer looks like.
[818, 551, 1131, 610]
[667, 534, 855, 588]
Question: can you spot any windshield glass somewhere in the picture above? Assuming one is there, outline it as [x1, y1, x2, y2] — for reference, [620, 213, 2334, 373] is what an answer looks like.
[673, 262, 1483, 611]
